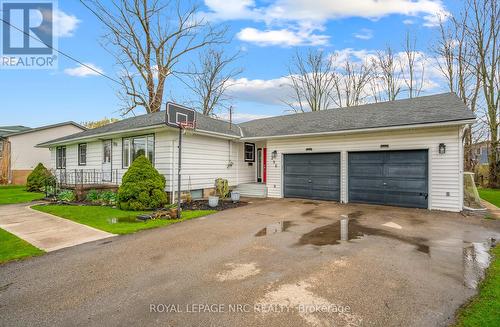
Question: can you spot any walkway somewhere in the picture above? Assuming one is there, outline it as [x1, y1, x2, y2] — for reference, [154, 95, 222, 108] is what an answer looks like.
[0, 202, 114, 252]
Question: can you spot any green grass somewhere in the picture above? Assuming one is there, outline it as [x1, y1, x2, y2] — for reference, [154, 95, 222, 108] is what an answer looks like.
[454, 245, 500, 326]
[32, 204, 216, 235]
[0, 228, 44, 264]
[478, 188, 500, 208]
[0, 185, 44, 205]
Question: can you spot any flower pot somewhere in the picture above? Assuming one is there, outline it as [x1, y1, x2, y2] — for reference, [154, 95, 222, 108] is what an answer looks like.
[208, 196, 219, 208]
[231, 191, 240, 203]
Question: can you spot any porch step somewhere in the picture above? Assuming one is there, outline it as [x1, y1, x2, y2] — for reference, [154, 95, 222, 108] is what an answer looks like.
[234, 183, 268, 198]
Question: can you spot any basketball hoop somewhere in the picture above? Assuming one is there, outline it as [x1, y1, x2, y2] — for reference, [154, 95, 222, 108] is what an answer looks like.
[179, 121, 195, 135]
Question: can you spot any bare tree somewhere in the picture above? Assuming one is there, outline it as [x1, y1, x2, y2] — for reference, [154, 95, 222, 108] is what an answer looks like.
[331, 57, 373, 107]
[285, 50, 337, 112]
[402, 32, 425, 98]
[185, 49, 242, 116]
[465, 0, 500, 187]
[372, 46, 402, 101]
[80, 0, 227, 114]
[434, 13, 481, 172]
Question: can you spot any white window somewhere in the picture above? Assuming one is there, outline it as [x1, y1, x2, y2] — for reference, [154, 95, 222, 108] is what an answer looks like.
[78, 144, 87, 166]
[244, 143, 255, 162]
[122, 135, 154, 168]
[56, 146, 66, 169]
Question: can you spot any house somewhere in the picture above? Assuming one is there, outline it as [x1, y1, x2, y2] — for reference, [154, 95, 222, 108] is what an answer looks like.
[0, 122, 86, 184]
[38, 93, 475, 212]
[471, 141, 499, 165]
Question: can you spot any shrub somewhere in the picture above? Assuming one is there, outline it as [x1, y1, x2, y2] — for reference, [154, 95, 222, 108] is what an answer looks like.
[26, 163, 53, 192]
[57, 189, 75, 202]
[99, 191, 117, 206]
[86, 189, 100, 203]
[215, 178, 229, 198]
[118, 155, 167, 210]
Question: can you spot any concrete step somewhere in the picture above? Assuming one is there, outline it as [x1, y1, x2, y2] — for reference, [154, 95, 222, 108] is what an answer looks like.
[234, 183, 268, 198]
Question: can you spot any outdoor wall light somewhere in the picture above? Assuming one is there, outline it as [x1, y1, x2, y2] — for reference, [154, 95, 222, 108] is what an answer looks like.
[439, 143, 446, 154]
[271, 150, 278, 160]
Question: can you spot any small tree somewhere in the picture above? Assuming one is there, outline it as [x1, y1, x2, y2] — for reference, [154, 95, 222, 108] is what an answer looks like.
[118, 155, 167, 210]
[26, 163, 52, 192]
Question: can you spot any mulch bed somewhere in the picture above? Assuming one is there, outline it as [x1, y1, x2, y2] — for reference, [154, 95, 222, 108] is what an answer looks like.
[182, 200, 247, 211]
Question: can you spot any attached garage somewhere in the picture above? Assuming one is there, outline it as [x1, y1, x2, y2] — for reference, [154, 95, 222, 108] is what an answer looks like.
[348, 150, 429, 208]
[283, 153, 340, 201]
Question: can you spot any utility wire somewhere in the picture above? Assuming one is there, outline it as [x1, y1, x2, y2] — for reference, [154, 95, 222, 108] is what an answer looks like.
[0, 17, 122, 85]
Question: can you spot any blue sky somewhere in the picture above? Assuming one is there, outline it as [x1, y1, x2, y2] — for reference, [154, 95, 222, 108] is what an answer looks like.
[1, 0, 463, 127]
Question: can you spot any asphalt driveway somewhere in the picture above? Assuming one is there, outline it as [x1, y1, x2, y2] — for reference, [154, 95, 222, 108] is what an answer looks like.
[1, 199, 499, 327]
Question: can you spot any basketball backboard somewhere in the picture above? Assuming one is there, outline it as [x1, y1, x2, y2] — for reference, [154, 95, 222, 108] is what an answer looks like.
[165, 102, 196, 129]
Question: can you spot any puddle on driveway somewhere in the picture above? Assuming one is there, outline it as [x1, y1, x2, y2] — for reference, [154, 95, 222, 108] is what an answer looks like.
[255, 221, 293, 236]
[463, 239, 496, 289]
[298, 213, 429, 253]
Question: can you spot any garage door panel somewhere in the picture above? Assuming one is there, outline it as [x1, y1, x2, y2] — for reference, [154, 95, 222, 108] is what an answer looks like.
[349, 177, 385, 190]
[385, 192, 427, 208]
[385, 179, 427, 191]
[387, 150, 427, 163]
[349, 152, 384, 163]
[348, 150, 428, 209]
[309, 165, 340, 175]
[349, 190, 385, 204]
[385, 164, 427, 178]
[284, 153, 340, 201]
[285, 165, 310, 174]
[349, 164, 384, 177]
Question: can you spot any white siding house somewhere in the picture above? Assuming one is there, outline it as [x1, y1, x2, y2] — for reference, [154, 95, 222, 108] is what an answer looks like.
[39, 93, 475, 212]
[1, 122, 85, 184]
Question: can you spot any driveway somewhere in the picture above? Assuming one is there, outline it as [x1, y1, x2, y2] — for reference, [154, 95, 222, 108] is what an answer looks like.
[1, 199, 499, 327]
[0, 203, 113, 251]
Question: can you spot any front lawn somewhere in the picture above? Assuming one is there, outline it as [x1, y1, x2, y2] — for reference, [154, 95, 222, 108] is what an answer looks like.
[454, 245, 500, 326]
[32, 204, 216, 234]
[478, 188, 500, 208]
[0, 185, 44, 205]
[0, 228, 44, 264]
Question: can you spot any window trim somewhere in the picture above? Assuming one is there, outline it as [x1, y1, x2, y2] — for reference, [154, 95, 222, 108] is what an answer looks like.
[122, 134, 155, 168]
[78, 143, 87, 166]
[244, 142, 255, 162]
[56, 146, 66, 169]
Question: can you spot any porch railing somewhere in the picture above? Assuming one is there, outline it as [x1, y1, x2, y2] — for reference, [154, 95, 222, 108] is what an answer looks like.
[54, 169, 121, 187]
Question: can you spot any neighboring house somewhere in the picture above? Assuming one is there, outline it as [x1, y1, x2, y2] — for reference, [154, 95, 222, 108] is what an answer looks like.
[0, 122, 86, 184]
[471, 141, 499, 165]
[38, 93, 475, 212]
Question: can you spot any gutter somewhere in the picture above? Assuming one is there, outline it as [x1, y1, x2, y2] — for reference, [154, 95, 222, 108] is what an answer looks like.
[240, 119, 476, 141]
[36, 124, 168, 147]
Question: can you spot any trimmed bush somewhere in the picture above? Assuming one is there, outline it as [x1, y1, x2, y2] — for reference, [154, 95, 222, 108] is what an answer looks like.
[57, 190, 75, 202]
[26, 163, 53, 192]
[118, 155, 167, 210]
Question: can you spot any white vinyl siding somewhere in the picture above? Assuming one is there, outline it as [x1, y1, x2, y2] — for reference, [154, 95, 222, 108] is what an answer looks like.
[168, 132, 254, 192]
[266, 126, 463, 212]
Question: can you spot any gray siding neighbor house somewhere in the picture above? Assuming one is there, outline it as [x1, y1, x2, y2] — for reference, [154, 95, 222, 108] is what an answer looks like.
[38, 93, 475, 212]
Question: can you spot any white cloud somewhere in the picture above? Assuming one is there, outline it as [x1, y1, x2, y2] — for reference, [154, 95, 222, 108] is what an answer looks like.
[52, 9, 80, 37]
[64, 63, 104, 77]
[403, 19, 415, 25]
[227, 77, 292, 105]
[204, 0, 449, 26]
[353, 28, 373, 40]
[237, 27, 328, 47]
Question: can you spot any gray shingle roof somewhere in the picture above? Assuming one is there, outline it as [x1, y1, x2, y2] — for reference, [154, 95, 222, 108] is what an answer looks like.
[239, 93, 475, 138]
[38, 111, 241, 146]
[0, 125, 31, 137]
[38, 93, 474, 146]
